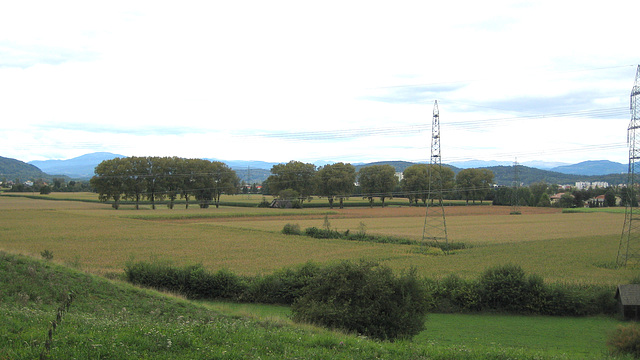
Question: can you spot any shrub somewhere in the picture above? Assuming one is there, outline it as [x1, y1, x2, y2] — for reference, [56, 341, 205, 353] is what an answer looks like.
[304, 226, 343, 239]
[257, 197, 271, 208]
[430, 274, 481, 312]
[282, 223, 302, 235]
[478, 264, 531, 312]
[40, 249, 54, 261]
[478, 264, 549, 314]
[608, 323, 640, 358]
[246, 262, 320, 304]
[291, 260, 428, 341]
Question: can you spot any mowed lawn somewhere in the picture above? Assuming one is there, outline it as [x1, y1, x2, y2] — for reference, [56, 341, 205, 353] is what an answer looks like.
[0, 194, 634, 284]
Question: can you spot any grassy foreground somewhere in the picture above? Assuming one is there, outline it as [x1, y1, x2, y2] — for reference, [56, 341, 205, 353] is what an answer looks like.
[0, 251, 629, 359]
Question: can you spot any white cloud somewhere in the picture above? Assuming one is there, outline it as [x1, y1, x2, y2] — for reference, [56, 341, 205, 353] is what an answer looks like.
[0, 1, 638, 165]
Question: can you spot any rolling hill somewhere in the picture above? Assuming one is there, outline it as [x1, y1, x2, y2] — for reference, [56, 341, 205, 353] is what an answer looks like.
[0, 156, 50, 181]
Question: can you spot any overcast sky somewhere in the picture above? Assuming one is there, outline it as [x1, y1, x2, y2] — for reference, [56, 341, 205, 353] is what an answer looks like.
[1, 1, 639, 165]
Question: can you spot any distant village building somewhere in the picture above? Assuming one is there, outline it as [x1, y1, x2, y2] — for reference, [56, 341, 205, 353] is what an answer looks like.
[549, 193, 565, 205]
[575, 181, 609, 190]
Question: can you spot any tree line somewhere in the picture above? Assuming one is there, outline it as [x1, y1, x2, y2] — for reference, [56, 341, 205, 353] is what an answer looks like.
[90, 156, 239, 209]
[90, 158, 496, 210]
[263, 161, 494, 208]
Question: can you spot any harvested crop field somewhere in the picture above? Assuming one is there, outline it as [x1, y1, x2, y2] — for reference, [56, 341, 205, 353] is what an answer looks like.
[0, 193, 633, 284]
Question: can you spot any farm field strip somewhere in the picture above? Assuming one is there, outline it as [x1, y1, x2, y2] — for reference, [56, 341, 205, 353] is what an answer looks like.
[0, 195, 634, 285]
[211, 211, 624, 246]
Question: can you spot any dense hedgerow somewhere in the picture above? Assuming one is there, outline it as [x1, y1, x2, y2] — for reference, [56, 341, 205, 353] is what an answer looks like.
[291, 260, 429, 341]
[125, 260, 617, 321]
[124, 261, 248, 300]
[426, 264, 617, 316]
[125, 259, 427, 340]
[288, 225, 466, 251]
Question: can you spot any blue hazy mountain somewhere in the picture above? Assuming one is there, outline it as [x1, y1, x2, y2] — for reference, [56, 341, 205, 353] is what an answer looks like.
[29, 152, 126, 179]
[550, 160, 627, 176]
[22, 153, 628, 181]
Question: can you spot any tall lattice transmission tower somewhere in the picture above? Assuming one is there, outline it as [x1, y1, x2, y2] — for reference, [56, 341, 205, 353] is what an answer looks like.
[618, 65, 640, 267]
[422, 100, 449, 252]
[510, 158, 521, 215]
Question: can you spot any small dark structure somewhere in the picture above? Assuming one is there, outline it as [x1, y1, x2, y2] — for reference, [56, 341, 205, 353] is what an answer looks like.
[270, 199, 292, 208]
[615, 284, 640, 320]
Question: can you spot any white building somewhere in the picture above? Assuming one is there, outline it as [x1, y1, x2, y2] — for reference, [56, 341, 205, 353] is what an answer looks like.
[575, 181, 609, 190]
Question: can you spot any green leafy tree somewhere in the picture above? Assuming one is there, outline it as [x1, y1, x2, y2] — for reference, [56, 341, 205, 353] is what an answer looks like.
[358, 165, 398, 207]
[316, 163, 356, 209]
[209, 161, 240, 208]
[537, 193, 551, 207]
[190, 159, 216, 208]
[605, 190, 617, 207]
[52, 178, 65, 190]
[402, 164, 455, 205]
[456, 169, 475, 204]
[529, 182, 548, 206]
[91, 158, 127, 209]
[456, 168, 494, 204]
[156, 157, 183, 209]
[401, 164, 428, 205]
[123, 157, 147, 210]
[555, 193, 575, 208]
[266, 161, 317, 206]
[180, 158, 201, 209]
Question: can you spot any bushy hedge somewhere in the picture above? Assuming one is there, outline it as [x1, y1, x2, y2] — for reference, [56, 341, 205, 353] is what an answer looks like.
[125, 261, 617, 324]
[124, 261, 247, 300]
[291, 261, 428, 341]
[125, 259, 428, 340]
[426, 264, 617, 316]
[289, 225, 466, 251]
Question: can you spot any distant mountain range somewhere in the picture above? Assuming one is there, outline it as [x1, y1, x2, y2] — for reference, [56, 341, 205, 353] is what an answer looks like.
[0, 152, 629, 187]
[28, 152, 127, 179]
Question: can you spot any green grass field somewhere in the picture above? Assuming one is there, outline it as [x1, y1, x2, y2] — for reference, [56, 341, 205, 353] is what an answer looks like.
[0, 251, 629, 359]
[0, 192, 637, 358]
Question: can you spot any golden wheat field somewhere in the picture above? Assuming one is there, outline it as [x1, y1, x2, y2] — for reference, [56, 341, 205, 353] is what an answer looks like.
[0, 193, 634, 285]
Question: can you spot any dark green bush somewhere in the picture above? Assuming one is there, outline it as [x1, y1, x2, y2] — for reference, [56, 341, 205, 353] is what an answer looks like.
[608, 323, 640, 358]
[246, 262, 320, 304]
[291, 260, 428, 341]
[429, 274, 481, 312]
[282, 223, 302, 235]
[478, 264, 531, 312]
[125, 261, 247, 300]
[304, 226, 343, 239]
[125, 260, 192, 294]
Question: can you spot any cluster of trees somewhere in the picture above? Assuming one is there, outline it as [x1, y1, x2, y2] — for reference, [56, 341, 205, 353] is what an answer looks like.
[401, 165, 494, 205]
[492, 181, 620, 208]
[263, 161, 495, 208]
[90, 157, 239, 209]
[3, 178, 92, 194]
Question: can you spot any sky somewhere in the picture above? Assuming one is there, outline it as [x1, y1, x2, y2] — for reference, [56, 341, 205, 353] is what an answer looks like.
[1, 1, 639, 166]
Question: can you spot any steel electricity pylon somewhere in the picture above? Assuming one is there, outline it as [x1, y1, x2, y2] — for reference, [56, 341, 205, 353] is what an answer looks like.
[510, 158, 522, 215]
[422, 100, 449, 253]
[618, 65, 640, 267]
